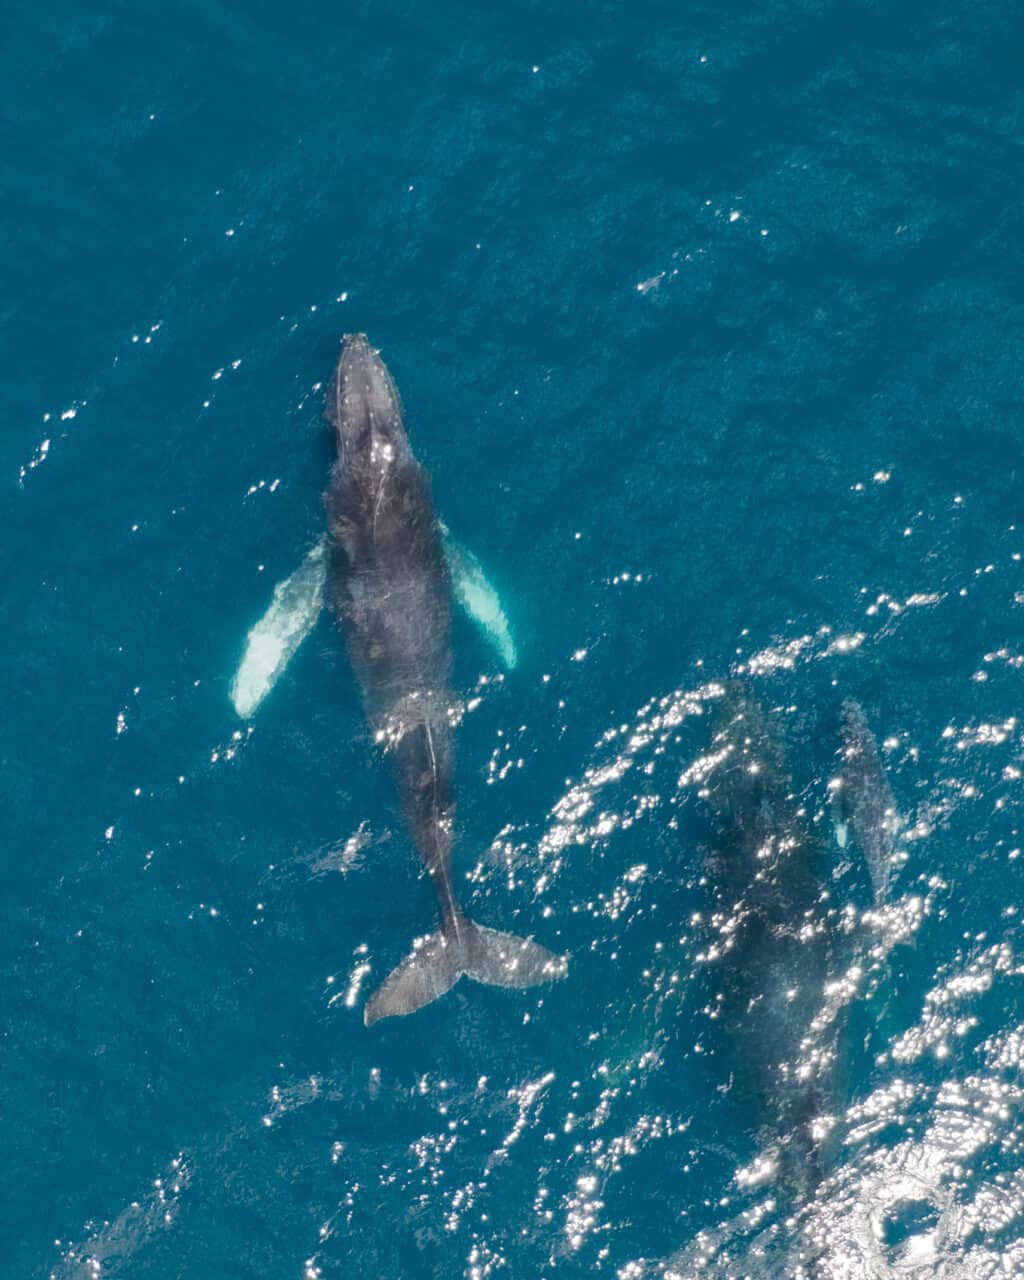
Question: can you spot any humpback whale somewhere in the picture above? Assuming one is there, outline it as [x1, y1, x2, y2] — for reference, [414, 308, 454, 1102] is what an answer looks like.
[658, 689, 910, 1275]
[700, 684, 845, 1206]
[645, 686, 853, 1276]
[324, 335, 564, 1026]
[629, 691, 905, 1275]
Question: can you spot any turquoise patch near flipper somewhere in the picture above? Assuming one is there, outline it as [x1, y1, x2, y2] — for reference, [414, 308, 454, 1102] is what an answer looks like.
[230, 539, 327, 718]
[439, 521, 518, 670]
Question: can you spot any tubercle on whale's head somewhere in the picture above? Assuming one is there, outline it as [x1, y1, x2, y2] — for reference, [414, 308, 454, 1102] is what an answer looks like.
[325, 333, 409, 466]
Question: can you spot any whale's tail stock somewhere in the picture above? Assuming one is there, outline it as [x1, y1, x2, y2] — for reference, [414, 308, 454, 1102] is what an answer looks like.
[364, 914, 567, 1026]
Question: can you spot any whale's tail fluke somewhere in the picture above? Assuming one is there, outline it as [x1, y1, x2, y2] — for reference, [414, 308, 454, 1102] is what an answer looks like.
[364, 916, 567, 1026]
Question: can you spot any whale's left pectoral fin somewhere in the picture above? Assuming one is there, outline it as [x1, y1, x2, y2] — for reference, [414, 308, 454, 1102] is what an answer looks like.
[230, 539, 328, 718]
[438, 521, 518, 671]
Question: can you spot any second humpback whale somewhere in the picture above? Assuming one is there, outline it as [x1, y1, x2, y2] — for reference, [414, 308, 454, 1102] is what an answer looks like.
[324, 335, 564, 1026]
[701, 684, 845, 1205]
[649, 688, 905, 1275]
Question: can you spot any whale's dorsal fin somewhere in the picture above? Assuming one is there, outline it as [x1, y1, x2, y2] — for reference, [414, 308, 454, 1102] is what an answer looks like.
[230, 521, 518, 719]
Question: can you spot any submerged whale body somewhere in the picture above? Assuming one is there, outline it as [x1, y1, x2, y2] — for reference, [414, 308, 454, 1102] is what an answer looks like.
[639, 691, 906, 1277]
[701, 684, 844, 1205]
[647, 687, 852, 1277]
[324, 334, 564, 1026]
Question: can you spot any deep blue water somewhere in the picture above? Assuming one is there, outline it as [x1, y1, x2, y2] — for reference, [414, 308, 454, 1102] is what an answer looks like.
[5, 2, 1024, 1276]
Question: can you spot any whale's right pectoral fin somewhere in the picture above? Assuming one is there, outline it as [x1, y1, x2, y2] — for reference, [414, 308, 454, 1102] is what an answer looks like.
[230, 539, 328, 719]
[438, 521, 518, 671]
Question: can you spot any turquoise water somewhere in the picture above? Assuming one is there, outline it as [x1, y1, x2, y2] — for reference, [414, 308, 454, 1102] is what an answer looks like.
[6, 3, 1024, 1276]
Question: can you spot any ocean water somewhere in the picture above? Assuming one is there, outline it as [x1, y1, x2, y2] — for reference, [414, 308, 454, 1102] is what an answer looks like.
[5, 2, 1024, 1276]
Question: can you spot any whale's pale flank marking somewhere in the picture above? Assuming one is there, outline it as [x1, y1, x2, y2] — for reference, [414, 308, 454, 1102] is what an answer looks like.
[831, 698, 901, 906]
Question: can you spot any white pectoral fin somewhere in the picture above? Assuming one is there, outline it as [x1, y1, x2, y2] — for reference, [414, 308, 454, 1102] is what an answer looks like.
[229, 538, 327, 718]
[438, 520, 518, 670]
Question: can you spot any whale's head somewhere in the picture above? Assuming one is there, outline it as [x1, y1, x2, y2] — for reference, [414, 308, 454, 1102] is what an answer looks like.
[326, 333, 410, 468]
